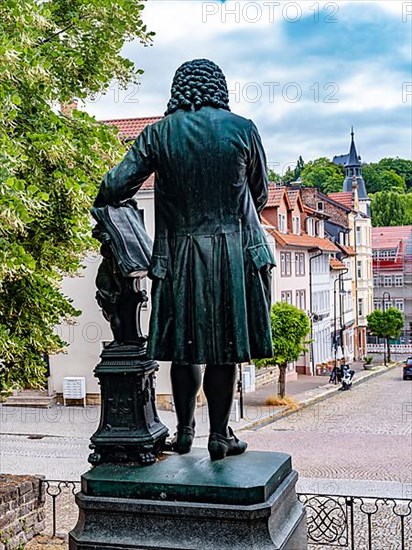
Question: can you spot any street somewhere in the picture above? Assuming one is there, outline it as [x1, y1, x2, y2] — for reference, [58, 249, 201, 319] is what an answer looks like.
[1, 365, 411, 545]
[240, 366, 412, 493]
[1, 366, 411, 491]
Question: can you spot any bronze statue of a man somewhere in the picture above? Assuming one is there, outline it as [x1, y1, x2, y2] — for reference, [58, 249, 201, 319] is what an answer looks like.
[94, 59, 275, 460]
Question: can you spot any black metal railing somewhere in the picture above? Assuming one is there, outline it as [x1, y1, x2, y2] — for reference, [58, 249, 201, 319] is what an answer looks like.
[41, 481, 412, 549]
[298, 493, 412, 549]
[42, 480, 80, 537]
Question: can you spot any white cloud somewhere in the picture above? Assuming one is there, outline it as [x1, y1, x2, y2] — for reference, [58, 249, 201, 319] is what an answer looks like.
[83, 0, 411, 167]
[334, 65, 408, 112]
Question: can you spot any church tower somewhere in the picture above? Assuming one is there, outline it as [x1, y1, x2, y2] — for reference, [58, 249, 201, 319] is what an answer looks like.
[333, 127, 370, 217]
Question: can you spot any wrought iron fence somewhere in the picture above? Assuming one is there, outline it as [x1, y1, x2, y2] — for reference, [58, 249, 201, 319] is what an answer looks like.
[298, 493, 412, 550]
[41, 481, 412, 549]
[42, 480, 80, 537]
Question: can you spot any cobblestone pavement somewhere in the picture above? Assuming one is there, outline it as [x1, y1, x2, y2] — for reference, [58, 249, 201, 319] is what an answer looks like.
[230, 366, 412, 485]
[2, 365, 411, 547]
[1, 365, 410, 484]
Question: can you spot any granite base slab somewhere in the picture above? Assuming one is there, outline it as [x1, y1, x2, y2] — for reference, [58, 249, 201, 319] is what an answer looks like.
[69, 450, 307, 549]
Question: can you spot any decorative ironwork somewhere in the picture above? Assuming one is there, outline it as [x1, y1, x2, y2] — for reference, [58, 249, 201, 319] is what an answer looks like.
[300, 495, 348, 546]
[41, 482, 412, 549]
[298, 493, 412, 549]
[42, 480, 81, 538]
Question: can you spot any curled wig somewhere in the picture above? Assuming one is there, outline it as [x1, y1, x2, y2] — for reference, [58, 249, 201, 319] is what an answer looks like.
[165, 59, 230, 116]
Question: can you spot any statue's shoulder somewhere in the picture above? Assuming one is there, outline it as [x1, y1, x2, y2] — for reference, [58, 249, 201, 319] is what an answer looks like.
[213, 109, 255, 134]
[149, 109, 254, 137]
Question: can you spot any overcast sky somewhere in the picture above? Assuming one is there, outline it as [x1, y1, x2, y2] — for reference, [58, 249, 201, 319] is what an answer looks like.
[84, 0, 412, 175]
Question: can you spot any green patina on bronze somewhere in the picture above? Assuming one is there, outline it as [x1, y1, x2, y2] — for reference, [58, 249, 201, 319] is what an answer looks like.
[91, 59, 276, 462]
[89, 203, 169, 466]
[94, 105, 275, 366]
[81, 449, 291, 506]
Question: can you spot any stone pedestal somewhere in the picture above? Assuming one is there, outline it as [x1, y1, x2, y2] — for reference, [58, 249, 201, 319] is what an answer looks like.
[69, 450, 307, 549]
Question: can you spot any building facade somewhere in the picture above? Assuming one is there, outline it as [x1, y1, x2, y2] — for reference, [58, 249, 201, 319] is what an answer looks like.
[261, 186, 341, 374]
[371, 225, 412, 343]
[299, 187, 356, 365]
[330, 129, 373, 359]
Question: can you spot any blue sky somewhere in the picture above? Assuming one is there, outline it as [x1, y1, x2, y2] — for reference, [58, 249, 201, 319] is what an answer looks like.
[85, 1, 412, 175]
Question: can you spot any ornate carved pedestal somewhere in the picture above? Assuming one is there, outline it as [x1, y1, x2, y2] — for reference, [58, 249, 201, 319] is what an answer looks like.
[88, 344, 169, 466]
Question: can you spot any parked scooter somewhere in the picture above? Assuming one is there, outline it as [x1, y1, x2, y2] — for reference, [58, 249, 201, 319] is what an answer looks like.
[338, 364, 355, 391]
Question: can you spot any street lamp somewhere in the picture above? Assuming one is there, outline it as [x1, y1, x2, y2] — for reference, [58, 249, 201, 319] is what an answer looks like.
[382, 291, 391, 366]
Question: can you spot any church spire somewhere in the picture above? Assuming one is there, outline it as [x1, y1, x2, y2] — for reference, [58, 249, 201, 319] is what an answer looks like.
[342, 127, 368, 201]
[347, 126, 360, 167]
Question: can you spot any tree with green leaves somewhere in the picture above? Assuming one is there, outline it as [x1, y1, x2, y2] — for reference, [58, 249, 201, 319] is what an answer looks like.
[367, 308, 404, 364]
[362, 163, 383, 194]
[363, 162, 408, 194]
[280, 156, 305, 186]
[370, 191, 409, 227]
[282, 166, 296, 185]
[255, 302, 310, 398]
[267, 168, 282, 184]
[377, 158, 412, 189]
[300, 157, 344, 194]
[0, 0, 153, 392]
[379, 170, 406, 193]
[405, 193, 412, 225]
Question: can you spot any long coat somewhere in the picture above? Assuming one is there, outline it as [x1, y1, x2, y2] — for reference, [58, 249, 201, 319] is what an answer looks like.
[94, 106, 275, 365]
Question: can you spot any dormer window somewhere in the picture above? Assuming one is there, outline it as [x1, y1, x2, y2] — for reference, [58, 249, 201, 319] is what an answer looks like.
[278, 212, 287, 234]
[307, 217, 315, 237]
[292, 216, 301, 235]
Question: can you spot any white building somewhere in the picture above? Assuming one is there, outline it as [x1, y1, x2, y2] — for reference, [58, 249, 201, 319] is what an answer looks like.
[49, 182, 178, 406]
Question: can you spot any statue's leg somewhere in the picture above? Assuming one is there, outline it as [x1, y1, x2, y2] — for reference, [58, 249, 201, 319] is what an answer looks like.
[170, 362, 202, 453]
[204, 363, 247, 460]
[203, 363, 236, 437]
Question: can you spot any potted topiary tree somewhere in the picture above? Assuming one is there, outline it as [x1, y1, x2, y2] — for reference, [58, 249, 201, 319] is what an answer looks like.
[363, 356, 374, 370]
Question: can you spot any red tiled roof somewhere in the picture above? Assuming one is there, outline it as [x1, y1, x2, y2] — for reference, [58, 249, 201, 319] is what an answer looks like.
[140, 174, 155, 191]
[101, 116, 162, 191]
[270, 229, 339, 252]
[330, 258, 346, 270]
[328, 192, 353, 209]
[372, 226, 412, 250]
[338, 244, 356, 256]
[260, 215, 271, 226]
[267, 187, 284, 207]
[286, 189, 299, 207]
[303, 204, 317, 214]
[102, 116, 163, 139]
